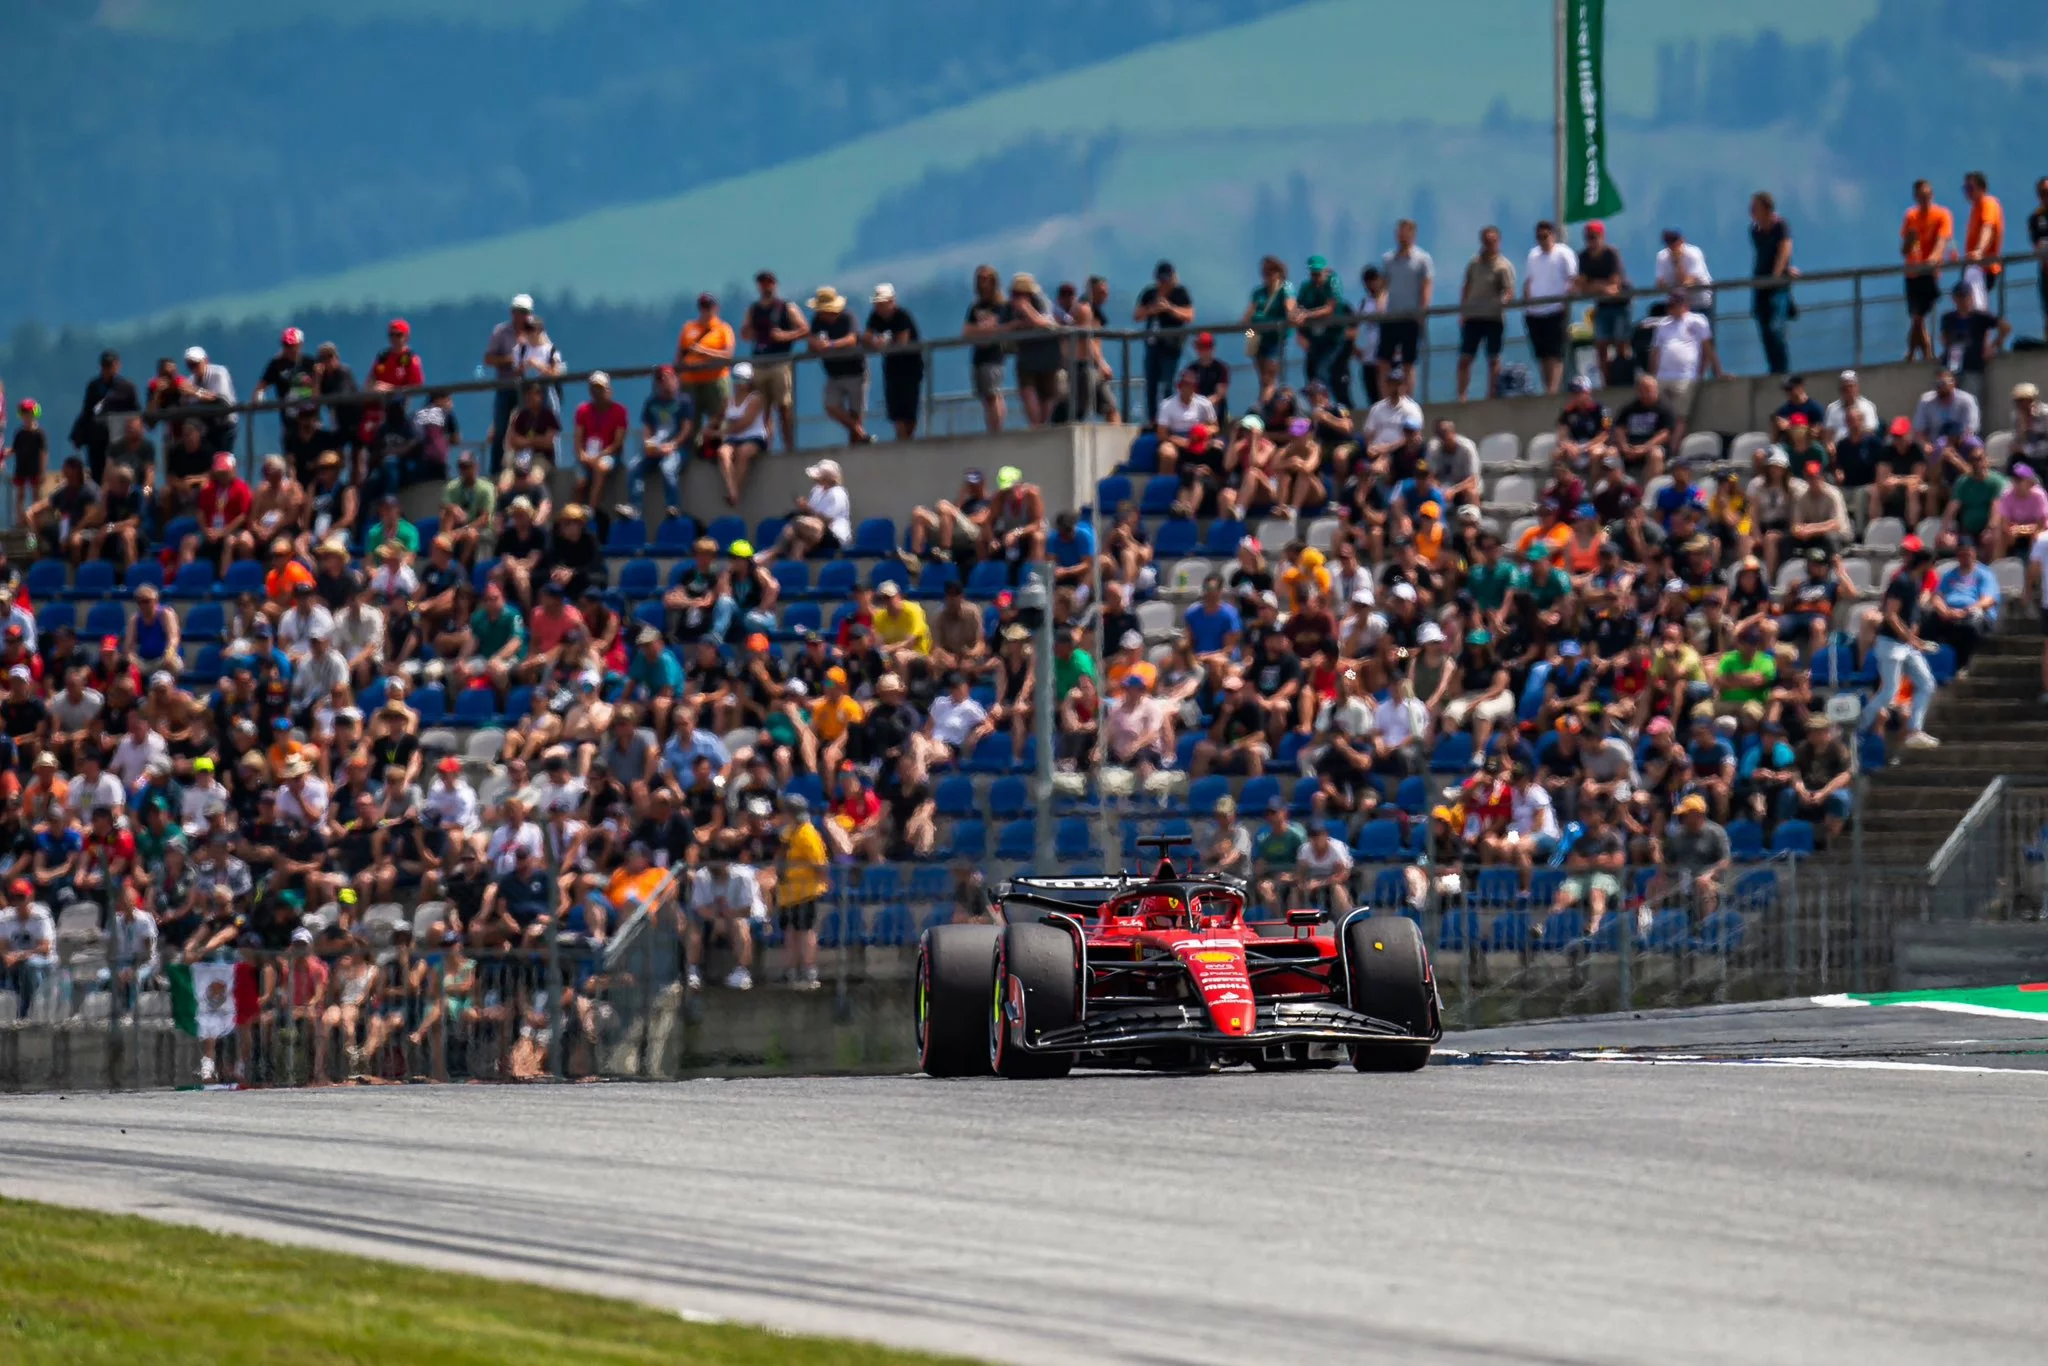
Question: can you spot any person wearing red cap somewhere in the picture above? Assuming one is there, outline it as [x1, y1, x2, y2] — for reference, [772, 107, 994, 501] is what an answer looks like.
[1188, 329, 1231, 423]
[1871, 414, 1930, 527]
[0, 880, 57, 1017]
[7, 396, 45, 519]
[1573, 219, 1631, 378]
[370, 318, 424, 393]
[256, 327, 315, 441]
[1151, 367, 1217, 477]
[195, 451, 255, 575]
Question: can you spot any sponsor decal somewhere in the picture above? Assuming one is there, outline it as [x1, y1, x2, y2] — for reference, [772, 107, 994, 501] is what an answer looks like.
[1193, 950, 1236, 965]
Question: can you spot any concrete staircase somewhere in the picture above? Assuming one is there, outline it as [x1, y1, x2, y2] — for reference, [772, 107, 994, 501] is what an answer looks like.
[1829, 626, 2047, 869]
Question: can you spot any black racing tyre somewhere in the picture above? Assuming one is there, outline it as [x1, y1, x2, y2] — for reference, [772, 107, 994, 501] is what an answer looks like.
[990, 922, 1079, 1079]
[917, 925, 1000, 1077]
[1343, 914, 1437, 1073]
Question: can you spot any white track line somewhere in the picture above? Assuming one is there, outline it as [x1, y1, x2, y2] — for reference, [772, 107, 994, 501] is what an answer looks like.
[1812, 992, 2048, 1021]
[1454, 1049, 2047, 1075]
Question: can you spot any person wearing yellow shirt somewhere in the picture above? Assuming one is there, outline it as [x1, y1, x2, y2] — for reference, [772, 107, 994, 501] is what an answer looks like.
[776, 794, 829, 990]
[810, 667, 867, 775]
[870, 580, 931, 661]
[1280, 543, 1332, 613]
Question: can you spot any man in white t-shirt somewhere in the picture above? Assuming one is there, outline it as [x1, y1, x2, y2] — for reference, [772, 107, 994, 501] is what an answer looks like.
[109, 711, 168, 789]
[767, 458, 853, 561]
[1295, 821, 1355, 914]
[1823, 369, 1881, 443]
[1153, 368, 1218, 474]
[0, 882, 57, 1013]
[1653, 228, 1714, 316]
[686, 858, 759, 991]
[926, 671, 992, 759]
[1362, 367, 1424, 454]
[1523, 220, 1580, 394]
[1649, 291, 1720, 442]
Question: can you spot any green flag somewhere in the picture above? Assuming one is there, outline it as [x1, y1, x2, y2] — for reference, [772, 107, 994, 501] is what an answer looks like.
[1562, 0, 1624, 223]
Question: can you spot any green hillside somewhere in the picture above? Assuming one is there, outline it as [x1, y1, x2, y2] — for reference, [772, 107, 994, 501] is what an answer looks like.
[130, 0, 1878, 331]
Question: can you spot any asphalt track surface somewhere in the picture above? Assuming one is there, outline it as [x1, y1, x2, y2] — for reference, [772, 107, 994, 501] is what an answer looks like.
[5, 999, 2048, 1365]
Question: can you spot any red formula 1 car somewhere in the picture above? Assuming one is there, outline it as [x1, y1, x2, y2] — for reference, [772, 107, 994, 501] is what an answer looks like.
[916, 840, 1440, 1077]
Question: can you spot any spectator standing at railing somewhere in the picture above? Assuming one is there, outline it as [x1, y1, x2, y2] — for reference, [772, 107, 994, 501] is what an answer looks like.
[482, 294, 536, 470]
[962, 265, 1009, 433]
[1901, 180, 1955, 364]
[741, 270, 808, 452]
[806, 287, 875, 446]
[674, 292, 736, 446]
[1296, 255, 1347, 396]
[1572, 221, 1629, 383]
[1937, 281, 2008, 407]
[1455, 228, 1515, 403]
[1961, 172, 2004, 310]
[182, 347, 239, 456]
[1653, 228, 1715, 322]
[1135, 261, 1195, 420]
[1377, 222, 1433, 396]
[1748, 192, 1796, 376]
[1240, 255, 1294, 407]
[864, 284, 925, 442]
[570, 372, 629, 514]
[68, 351, 140, 486]
[256, 328, 315, 443]
[369, 319, 424, 398]
[2029, 179, 2048, 326]
[1006, 272, 1066, 428]
[1648, 290, 1719, 447]
[1523, 222, 1578, 396]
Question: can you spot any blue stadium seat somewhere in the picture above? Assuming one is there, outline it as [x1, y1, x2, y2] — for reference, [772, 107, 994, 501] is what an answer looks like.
[357, 677, 388, 713]
[83, 601, 126, 642]
[968, 735, 1022, 774]
[914, 560, 959, 599]
[772, 562, 810, 598]
[1428, 732, 1474, 772]
[1237, 775, 1281, 813]
[778, 602, 821, 636]
[1395, 775, 1429, 816]
[817, 908, 855, 950]
[471, 556, 501, 592]
[411, 685, 447, 724]
[828, 601, 863, 632]
[869, 905, 913, 948]
[453, 688, 497, 724]
[1153, 520, 1199, 557]
[814, 560, 858, 599]
[1275, 731, 1311, 772]
[168, 561, 214, 598]
[1438, 909, 1481, 952]
[987, 776, 1030, 819]
[1138, 475, 1182, 516]
[1201, 519, 1246, 557]
[1486, 910, 1532, 953]
[35, 602, 73, 636]
[1369, 867, 1408, 909]
[1725, 819, 1766, 862]
[182, 601, 224, 641]
[187, 644, 225, 683]
[935, 776, 977, 818]
[1643, 909, 1692, 953]
[1582, 914, 1629, 953]
[965, 560, 1010, 599]
[1858, 730, 1887, 770]
[215, 560, 264, 599]
[1770, 820, 1816, 857]
[1173, 731, 1201, 773]
[705, 515, 748, 552]
[869, 559, 911, 592]
[1540, 908, 1586, 948]
[948, 819, 988, 860]
[634, 601, 666, 634]
[850, 518, 897, 557]
[616, 559, 659, 598]
[1055, 818, 1097, 860]
[1183, 775, 1229, 818]
[124, 561, 165, 594]
[27, 561, 67, 600]
[1926, 644, 1957, 684]
[1352, 818, 1404, 861]
[919, 906, 954, 935]
[754, 517, 788, 551]
[1288, 776, 1322, 816]
[1472, 867, 1524, 909]
[652, 517, 699, 554]
[784, 773, 826, 809]
[994, 819, 1036, 861]
[70, 561, 117, 600]
[859, 865, 901, 905]
[1694, 910, 1747, 954]
[1096, 476, 1133, 511]
[160, 516, 200, 549]
[1527, 868, 1566, 907]
[503, 685, 535, 720]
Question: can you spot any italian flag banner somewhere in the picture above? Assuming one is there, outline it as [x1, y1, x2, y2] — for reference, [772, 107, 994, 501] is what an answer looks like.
[166, 961, 259, 1038]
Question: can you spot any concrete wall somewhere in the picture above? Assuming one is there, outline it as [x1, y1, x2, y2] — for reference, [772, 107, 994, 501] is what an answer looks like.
[1892, 922, 2048, 990]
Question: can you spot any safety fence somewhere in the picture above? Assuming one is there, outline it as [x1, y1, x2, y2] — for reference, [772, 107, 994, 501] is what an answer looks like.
[1924, 774, 2048, 922]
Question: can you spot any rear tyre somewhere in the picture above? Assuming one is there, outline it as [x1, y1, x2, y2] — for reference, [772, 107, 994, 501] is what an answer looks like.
[1343, 915, 1437, 1073]
[917, 925, 999, 1077]
[990, 923, 1079, 1079]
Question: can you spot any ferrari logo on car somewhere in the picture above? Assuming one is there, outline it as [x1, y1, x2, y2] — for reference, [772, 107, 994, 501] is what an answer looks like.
[1193, 950, 1236, 965]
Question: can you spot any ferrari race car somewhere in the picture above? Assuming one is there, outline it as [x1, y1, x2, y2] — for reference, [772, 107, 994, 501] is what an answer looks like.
[915, 839, 1441, 1077]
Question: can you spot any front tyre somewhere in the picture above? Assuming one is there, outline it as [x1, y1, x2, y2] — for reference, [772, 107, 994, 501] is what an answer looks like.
[1343, 914, 1437, 1073]
[917, 925, 1000, 1077]
[990, 923, 1079, 1079]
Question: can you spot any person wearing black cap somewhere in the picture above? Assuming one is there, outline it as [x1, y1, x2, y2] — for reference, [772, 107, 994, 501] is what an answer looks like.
[773, 794, 827, 989]
[1134, 260, 1194, 420]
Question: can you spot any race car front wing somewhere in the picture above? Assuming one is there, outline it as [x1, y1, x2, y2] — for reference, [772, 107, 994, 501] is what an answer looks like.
[1027, 999, 1434, 1053]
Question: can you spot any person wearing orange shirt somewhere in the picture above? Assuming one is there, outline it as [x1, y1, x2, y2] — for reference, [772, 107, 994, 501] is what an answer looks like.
[1962, 170, 2005, 308]
[1514, 502, 1574, 561]
[1279, 542, 1332, 613]
[263, 537, 315, 602]
[1901, 179, 1955, 363]
[674, 291, 736, 447]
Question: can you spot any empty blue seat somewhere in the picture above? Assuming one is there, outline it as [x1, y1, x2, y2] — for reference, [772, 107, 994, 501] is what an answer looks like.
[987, 776, 1030, 818]
[909, 865, 952, 902]
[1695, 910, 1747, 954]
[215, 560, 264, 598]
[83, 601, 126, 641]
[858, 865, 901, 904]
[869, 559, 911, 591]
[1472, 867, 1524, 909]
[1201, 519, 1246, 557]
[965, 560, 1011, 598]
[1237, 775, 1280, 814]
[27, 561, 67, 600]
[920, 906, 954, 934]
[784, 773, 826, 809]
[1395, 775, 1429, 816]
[1055, 818, 1097, 860]
[1643, 909, 1692, 953]
[357, 677, 389, 712]
[1728, 867, 1779, 912]
[1275, 731, 1311, 771]
[1138, 475, 1182, 515]
[34, 603, 73, 636]
[1858, 730, 1886, 770]
[616, 559, 659, 597]
[869, 905, 913, 948]
[652, 517, 699, 554]
[754, 517, 788, 551]
[124, 561, 166, 594]
[1487, 910, 1532, 953]
[1288, 776, 1322, 816]
[1771, 820, 1816, 857]
[1527, 868, 1566, 907]
[169, 561, 215, 597]
[411, 685, 447, 724]
[1096, 475, 1133, 511]
[1725, 819, 1765, 862]
[182, 601, 224, 641]
[817, 908, 855, 949]
[1184, 775, 1229, 817]
[471, 556, 501, 592]
[914, 560, 959, 599]
[70, 561, 117, 600]
[453, 688, 498, 724]
[1428, 732, 1474, 772]
[994, 819, 1036, 861]
[850, 518, 897, 557]
[412, 516, 440, 548]
[1541, 908, 1586, 948]
[1369, 867, 1408, 909]
[187, 644, 225, 683]
[968, 735, 1022, 774]
[1582, 914, 1629, 953]
[634, 601, 666, 634]
[778, 602, 821, 635]
[1353, 818, 1404, 861]
[935, 776, 977, 818]
[1153, 520, 1199, 557]
[705, 515, 748, 552]
[814, 560, 858, 598]
[1438, 909, 1481, 952]
[503, 684, 535, 720]
[948, 819, 988, 860]
[161, 516, 199, 549]
[772, 562, 810, 598]
[1926, 644, 1957, 684]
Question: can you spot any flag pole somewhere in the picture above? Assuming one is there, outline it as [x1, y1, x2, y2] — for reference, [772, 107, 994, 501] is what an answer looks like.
[1553, 0, 1567, 227]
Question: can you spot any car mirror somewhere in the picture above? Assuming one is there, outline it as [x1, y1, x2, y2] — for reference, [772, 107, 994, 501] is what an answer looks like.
[1285, 908, 1325, 927]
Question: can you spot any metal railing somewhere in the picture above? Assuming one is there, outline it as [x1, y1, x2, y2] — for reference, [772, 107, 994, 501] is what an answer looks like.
[98, 247, 2048, 485]
[1925, 774, 2048, 921]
